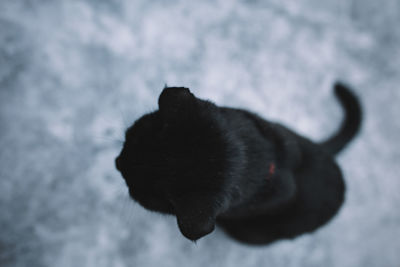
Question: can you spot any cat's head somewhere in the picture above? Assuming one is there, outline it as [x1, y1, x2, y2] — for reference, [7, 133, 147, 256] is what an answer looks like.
[115, 87, 236, 241]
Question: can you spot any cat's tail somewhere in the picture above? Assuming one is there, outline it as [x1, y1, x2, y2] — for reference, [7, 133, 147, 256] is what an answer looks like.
[320, 82, 362, 155]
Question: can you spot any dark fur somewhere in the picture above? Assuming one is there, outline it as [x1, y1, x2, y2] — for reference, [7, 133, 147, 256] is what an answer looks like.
[115, 83, 362, 245]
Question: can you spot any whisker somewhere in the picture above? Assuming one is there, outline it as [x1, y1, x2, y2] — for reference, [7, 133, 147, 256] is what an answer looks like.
[110, 87, 131, 130]
[92, 135, 124, 149]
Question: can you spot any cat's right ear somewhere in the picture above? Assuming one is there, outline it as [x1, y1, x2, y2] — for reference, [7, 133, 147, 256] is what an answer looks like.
[158, 87, 196, 121]
[171, 194, 218, 242]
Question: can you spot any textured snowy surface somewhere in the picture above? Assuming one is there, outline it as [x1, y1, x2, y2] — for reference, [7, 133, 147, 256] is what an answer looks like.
[1, 1, 400, 266]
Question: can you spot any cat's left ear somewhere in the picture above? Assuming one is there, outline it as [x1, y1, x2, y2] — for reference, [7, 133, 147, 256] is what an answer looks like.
[158, 87, 196, 121]
[172, 194, 218, 241]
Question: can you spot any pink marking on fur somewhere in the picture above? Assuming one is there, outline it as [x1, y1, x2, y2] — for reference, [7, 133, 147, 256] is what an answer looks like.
[266, 163, 276, 180]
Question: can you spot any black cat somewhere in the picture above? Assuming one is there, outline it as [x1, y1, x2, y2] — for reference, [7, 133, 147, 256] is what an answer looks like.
[115, 83, 362, 245]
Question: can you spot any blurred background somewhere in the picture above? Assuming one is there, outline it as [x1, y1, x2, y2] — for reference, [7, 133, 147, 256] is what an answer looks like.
[1, 0, 399, 266]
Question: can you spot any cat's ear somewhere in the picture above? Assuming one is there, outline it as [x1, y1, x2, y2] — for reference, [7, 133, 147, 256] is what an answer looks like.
[158, 87, 196, 121]
[172, 194, 217, 241]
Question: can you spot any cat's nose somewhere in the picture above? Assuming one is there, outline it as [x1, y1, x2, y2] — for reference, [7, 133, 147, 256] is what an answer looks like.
[115, 156, 121, 171]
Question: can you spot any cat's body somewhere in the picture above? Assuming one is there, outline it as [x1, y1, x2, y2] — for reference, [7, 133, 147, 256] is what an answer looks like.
[116, 83, 362, 245]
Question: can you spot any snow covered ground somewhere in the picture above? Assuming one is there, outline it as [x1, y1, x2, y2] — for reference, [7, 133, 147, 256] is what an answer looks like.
[1, 1, 399, 266]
